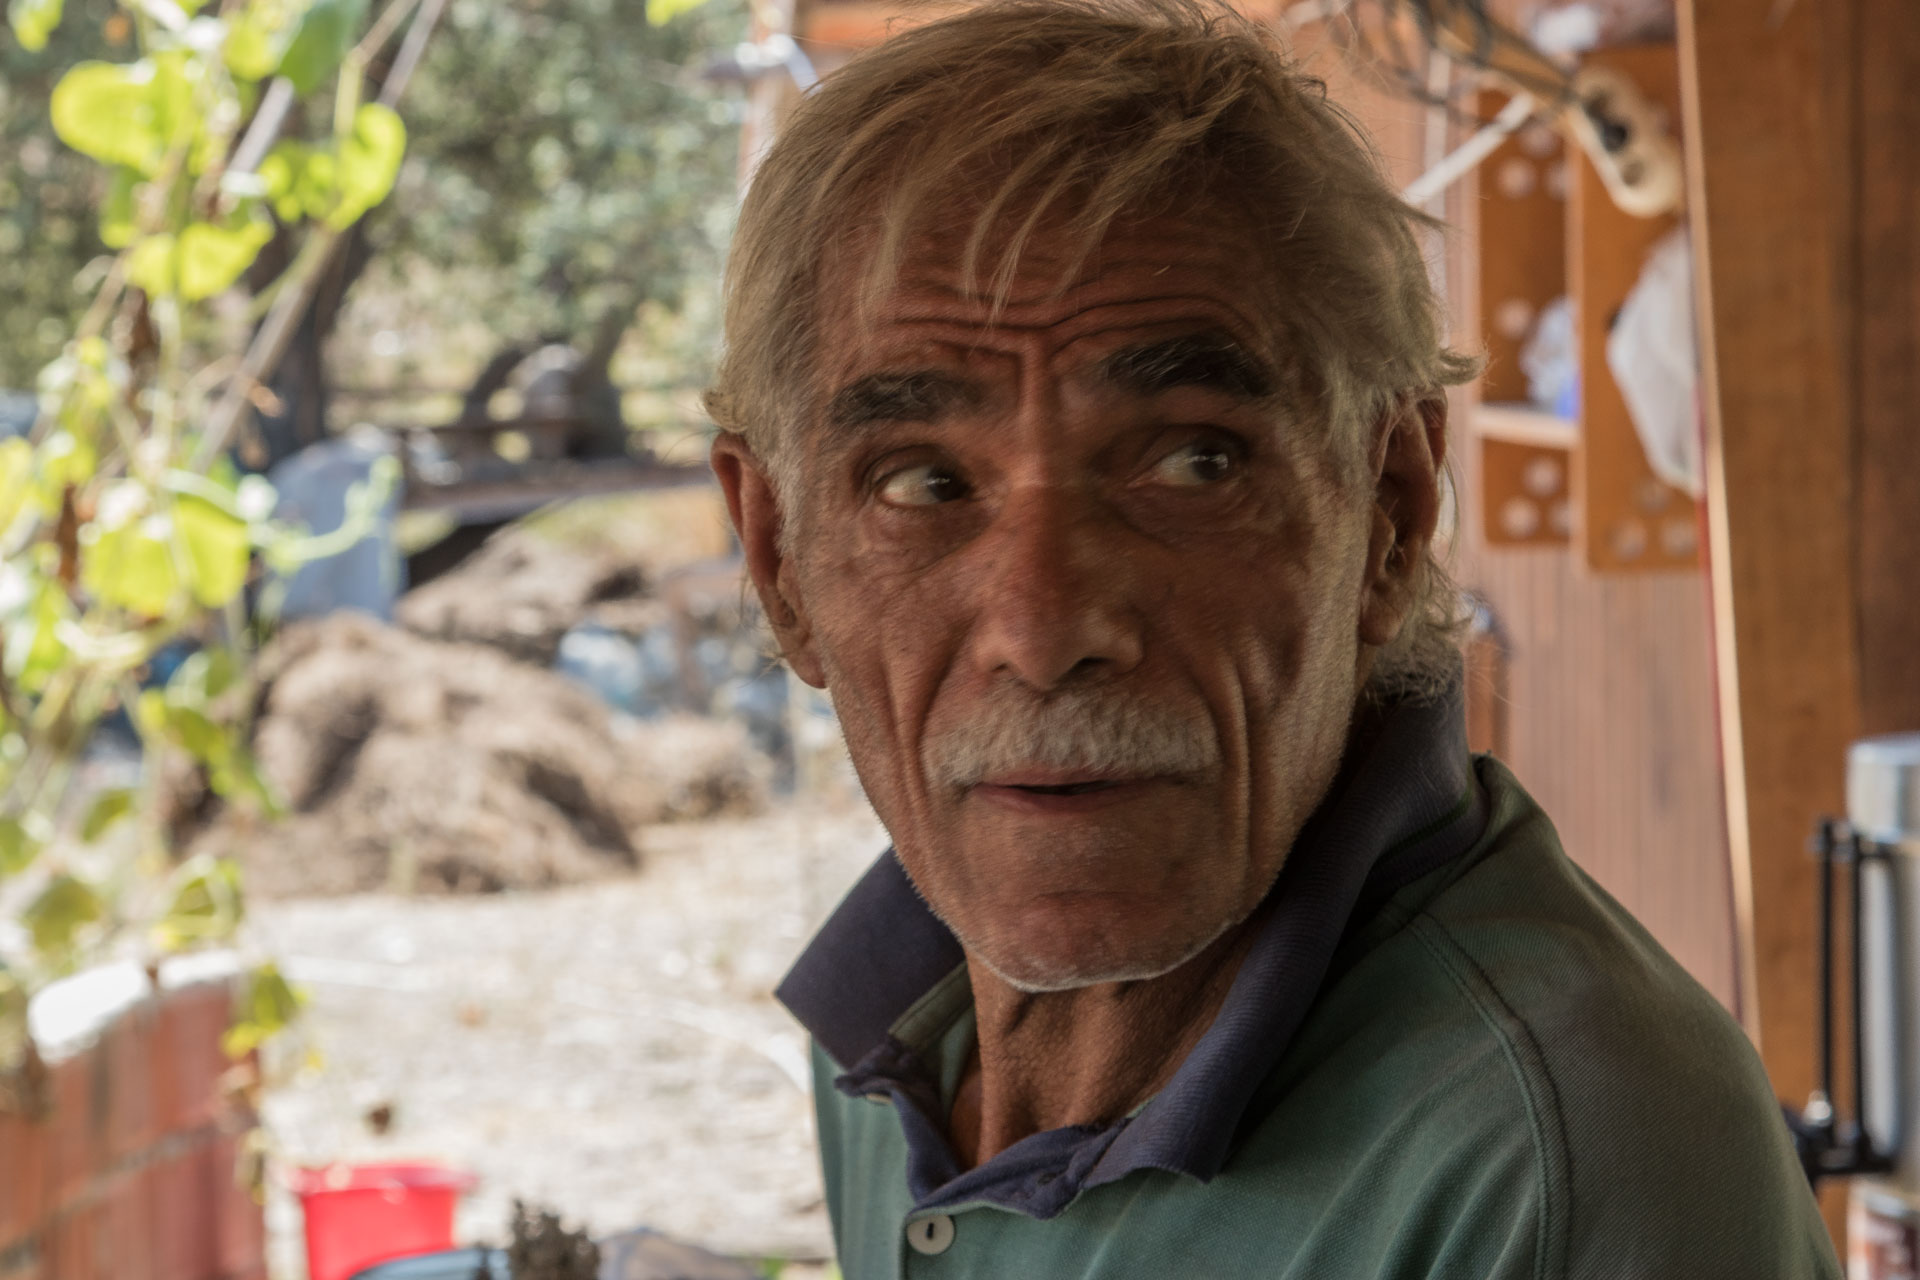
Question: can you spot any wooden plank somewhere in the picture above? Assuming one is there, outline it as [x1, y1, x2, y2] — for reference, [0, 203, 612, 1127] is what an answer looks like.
[1855, 0, 1920, 737]
[1567, 43, 1701, 574]
[1474, 404, 1577, 450]
[1679, 0, 1862, 1137]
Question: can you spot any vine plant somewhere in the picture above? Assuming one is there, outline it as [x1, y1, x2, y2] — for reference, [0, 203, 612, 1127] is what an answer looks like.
[0, 0, 420, 1104]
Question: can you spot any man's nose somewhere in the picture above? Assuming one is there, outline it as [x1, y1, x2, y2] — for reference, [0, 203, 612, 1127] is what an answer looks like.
[967, 481, 1145, 691]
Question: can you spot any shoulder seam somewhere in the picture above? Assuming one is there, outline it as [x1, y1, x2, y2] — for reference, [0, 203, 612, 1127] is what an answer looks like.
[1407, 913, 1573, 1280]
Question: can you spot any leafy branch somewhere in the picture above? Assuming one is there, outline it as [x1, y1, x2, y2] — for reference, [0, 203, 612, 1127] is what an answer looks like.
[0, 0, 423, 1091]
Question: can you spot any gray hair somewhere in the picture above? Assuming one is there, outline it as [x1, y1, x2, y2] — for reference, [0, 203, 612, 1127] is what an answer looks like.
[705, 0, 1478, 697]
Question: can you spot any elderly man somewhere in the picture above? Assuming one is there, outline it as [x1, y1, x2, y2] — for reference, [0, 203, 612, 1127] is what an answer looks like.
[704, 2, 1838, 1275]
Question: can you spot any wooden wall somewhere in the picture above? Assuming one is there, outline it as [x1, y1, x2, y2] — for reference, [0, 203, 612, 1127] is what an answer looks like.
[1682, 0, 1920, 1160]
[1330, 41, 1739, 1007]
[1852, 0, 1920, 739]
[0, 980, 263, 1280]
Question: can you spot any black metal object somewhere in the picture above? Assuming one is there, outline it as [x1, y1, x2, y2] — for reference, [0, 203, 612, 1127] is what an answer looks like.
[1785, 818, 1900, 1186]
[348, 1248, 507, 1280]
[345, 1229, 766, 1280]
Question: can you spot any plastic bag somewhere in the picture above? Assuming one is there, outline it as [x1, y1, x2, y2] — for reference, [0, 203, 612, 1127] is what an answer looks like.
[1606, 226, 1703, 498]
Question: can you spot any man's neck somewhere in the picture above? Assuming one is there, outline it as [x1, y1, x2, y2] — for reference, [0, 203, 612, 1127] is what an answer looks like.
[947, 910, 1267, 1169]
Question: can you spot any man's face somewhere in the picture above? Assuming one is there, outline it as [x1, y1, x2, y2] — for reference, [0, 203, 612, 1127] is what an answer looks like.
[719, 215, 1422, 992]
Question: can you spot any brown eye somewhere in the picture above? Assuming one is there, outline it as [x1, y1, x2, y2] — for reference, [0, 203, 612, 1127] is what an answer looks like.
[1151, 440, 1237, 487]
[877, 463, 967, 507]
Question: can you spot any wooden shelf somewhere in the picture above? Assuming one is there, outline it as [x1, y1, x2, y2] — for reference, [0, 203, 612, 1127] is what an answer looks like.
[1474, 403, 1578, 450]
[1568, 44, 1701, 573]
[1470, 44, 1702, 574]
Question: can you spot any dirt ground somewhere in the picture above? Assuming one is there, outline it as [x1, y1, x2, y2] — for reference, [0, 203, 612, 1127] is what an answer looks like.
[251, 798, 888, 1278]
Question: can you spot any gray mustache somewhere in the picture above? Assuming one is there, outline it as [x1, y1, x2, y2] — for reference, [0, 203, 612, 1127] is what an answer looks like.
[924, 689, 1220, 787]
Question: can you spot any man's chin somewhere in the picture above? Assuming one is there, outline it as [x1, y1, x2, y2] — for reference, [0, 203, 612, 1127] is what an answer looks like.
[964, 918, 1232, 994]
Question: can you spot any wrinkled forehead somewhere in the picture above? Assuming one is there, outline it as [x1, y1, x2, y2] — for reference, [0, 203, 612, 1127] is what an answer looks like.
[808, 198, 1292, 379]
[778, 206, 1355, 501]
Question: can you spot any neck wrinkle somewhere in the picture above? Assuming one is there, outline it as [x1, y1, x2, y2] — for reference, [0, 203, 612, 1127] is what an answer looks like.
[953, 906, 1267, 1169]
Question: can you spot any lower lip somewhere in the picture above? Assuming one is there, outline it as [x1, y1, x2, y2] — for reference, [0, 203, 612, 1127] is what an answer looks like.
[970, 780, 1161, 814]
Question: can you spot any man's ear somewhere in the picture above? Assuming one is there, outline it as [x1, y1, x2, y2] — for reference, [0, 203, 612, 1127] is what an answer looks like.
[1357, 394, 1447, 649]
[710, 433, 827, 688]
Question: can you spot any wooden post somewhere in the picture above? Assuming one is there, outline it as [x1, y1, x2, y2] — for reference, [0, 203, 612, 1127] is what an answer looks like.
[1679, 0, 1860, 1109]
[1682, 0, 1920, 1246]
[1853, 0, 1920, 739]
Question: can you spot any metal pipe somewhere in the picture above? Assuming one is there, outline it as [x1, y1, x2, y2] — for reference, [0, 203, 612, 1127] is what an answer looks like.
[1819, 822, 1835, 1117]
[1853, 832, 1870, 1155]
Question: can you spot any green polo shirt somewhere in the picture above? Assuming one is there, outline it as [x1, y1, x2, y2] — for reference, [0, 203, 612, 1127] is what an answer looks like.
[778, 686, 1839, 1279]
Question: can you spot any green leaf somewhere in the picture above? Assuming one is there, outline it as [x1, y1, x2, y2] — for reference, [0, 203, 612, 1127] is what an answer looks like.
[260, 141, 345, 223]
[222, 960, 303, 1057]
[23, 872, 104, 961]
[274, 0, 366, 96]
[49, 56, 196, 177]
[224, 6, 288, 80]
[170, 647, 241, 702]
[79, 787, 136, 841]
[644, 0, 713, 24]
[8, 0, 63, 50]
[328, 102, 404, 230]
[258, 141, 304, 204]
[133, 687, 169, 742]
[0, 816, 43, 876]
[82, 513, 180, 617]
[173, 493, 252, 605]
[223, 746, 286, 816]
[145, 687, 260, 802]
[151, 854, 244, 951]
[294, 149, 337, 219]
[163, 701, 223, 762]
[176, 212, 272, 301]
[126, 233, 178, 297]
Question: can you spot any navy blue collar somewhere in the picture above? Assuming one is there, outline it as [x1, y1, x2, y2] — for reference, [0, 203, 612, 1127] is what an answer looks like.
[776, 675, 1486, 1216]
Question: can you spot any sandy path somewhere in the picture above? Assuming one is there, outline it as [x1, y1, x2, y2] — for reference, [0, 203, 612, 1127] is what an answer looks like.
[251, 800, 887, 1277]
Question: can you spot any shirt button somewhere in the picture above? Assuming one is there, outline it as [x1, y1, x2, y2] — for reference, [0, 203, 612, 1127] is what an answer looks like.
[906, 1214, 956, 1255]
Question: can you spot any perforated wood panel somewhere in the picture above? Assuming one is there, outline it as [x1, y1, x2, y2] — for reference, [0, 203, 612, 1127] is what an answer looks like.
[1569, 43, 1703, 573]
[1475, 90, 1570, 405]
[1471, 87, 1576, 552]
[1481, 436, 1574, 547]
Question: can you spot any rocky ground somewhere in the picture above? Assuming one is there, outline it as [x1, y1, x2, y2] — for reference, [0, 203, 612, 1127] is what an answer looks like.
[251, 798, 887, 1279]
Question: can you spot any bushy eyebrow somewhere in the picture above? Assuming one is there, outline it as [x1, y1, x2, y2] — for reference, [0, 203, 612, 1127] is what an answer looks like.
[1097, 333, 1276, 400]
[824, 370, 983, 432]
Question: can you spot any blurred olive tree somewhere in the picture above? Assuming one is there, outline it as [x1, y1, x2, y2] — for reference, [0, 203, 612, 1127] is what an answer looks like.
[0, 0, 126, 390]
[364, 0, 749, 371]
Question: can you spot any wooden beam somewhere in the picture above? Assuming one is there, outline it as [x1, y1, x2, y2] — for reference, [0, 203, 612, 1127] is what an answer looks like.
[1854, 0, 1920, 738]
[1678, 0, 1861, 1114]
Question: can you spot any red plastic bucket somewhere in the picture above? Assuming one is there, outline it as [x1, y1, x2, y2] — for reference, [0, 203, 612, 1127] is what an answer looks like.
[291, 1162, 479, 1280]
